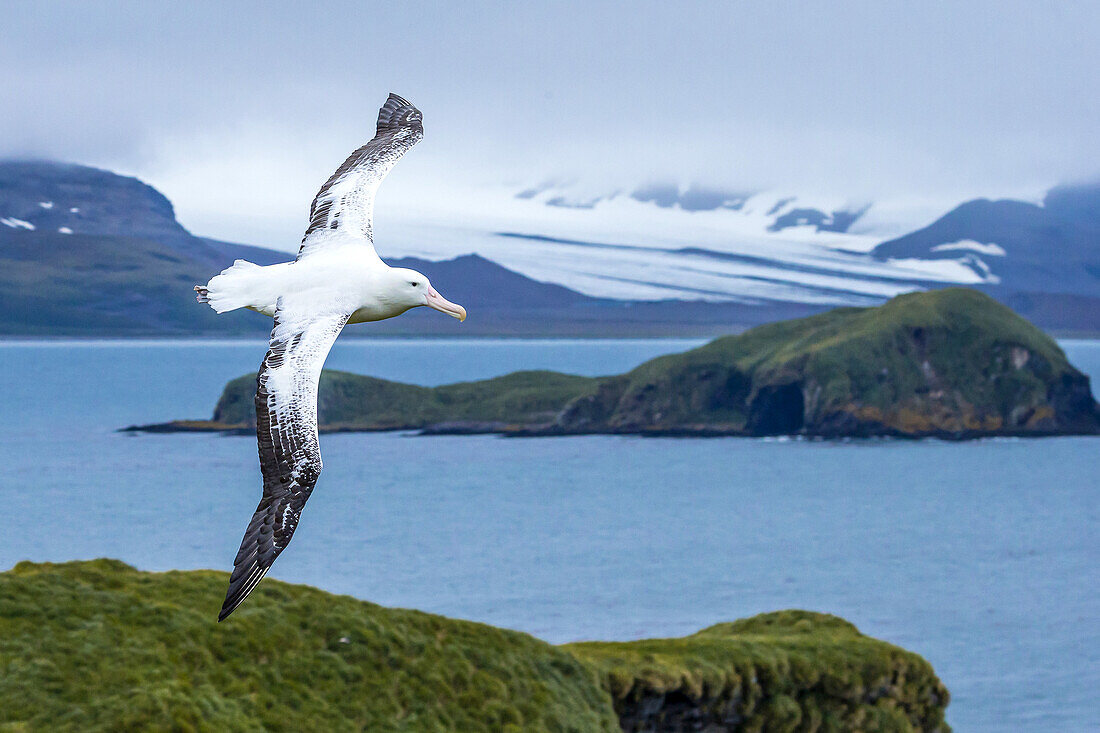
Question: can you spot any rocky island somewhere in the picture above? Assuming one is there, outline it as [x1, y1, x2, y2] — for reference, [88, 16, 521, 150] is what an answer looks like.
[137, 289, 1099, 439]
[0, 559, 951, 731]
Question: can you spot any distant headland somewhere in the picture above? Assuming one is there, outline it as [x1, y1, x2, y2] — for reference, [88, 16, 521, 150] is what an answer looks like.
[130, 289, 1100, 440]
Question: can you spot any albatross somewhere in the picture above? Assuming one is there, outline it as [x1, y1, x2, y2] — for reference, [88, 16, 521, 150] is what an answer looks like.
[195, 93, 466, 621]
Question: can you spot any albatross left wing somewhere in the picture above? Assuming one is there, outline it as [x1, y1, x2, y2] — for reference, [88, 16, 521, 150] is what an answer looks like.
[297, 93, 424, 260]
[219, 303, 350, 621]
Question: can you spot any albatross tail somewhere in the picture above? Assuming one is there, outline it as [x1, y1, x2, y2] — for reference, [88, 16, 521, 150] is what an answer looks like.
[195, 259, 267, 314]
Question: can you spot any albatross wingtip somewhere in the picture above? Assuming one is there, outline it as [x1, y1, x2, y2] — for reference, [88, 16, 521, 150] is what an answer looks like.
[376, 93, 422, 133]
[217, 592, 247, 622]
[217, 563, 271, 622]
[218, 590, 243, 622]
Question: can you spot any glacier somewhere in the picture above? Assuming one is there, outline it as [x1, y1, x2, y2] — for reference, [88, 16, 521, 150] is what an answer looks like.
[378, 182, 997, 305]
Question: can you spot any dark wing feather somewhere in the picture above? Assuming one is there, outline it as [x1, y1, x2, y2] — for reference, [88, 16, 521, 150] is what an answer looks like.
[297, 93, 423, 258]
[219, 307, 350, 621]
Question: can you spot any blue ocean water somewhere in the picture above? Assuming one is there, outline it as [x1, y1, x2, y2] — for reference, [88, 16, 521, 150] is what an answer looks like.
[1, 337, 1098, 731]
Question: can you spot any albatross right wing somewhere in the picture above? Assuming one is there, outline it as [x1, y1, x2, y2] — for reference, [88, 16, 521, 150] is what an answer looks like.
[297, 93, 424, 260]
[219, 301, 350, 621]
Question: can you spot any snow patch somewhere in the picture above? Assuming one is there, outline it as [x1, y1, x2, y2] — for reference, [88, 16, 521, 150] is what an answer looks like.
[58, 227, 73, 234]
[1, 217, 35, 230]
[886, 257, 996, 284]
[931, 240, 1006, 256]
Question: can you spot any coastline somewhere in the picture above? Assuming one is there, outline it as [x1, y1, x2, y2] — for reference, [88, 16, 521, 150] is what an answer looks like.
[122, 418, 1100, 440]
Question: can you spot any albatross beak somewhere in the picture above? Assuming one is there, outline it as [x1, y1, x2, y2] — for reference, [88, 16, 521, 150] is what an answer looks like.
[424, 287, 467, 322]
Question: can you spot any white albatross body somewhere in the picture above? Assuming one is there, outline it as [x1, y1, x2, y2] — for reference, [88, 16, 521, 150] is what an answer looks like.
[202, 242, 463, 325]
[195, 94, 465, 621]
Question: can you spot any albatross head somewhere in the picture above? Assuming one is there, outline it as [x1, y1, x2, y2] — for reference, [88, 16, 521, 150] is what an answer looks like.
[388, 267, 466, 322]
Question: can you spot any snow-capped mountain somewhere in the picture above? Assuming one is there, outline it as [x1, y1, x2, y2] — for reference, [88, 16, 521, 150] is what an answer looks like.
[381, 180, 1002, 307]
[0, 160, 289, 271]
[0, 161, 192, 243]
[873, 182, 1100, 297]
[2, 161, 1096, 334]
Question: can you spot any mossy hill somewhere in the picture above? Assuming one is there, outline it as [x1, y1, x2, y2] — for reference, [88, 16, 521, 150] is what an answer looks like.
[0, 560, 950, 732]
[149, 288, 1099, 438]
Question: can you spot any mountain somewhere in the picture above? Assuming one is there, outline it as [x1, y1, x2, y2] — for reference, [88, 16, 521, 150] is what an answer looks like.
[872, 183, 1100, 292]
[0, 559, 951, 731]
[0, 161, 293, 335]
[0, 162, 587, 335]
[2, 160, 1098, 335]
[0, 161, 838, 336]
[0, 160, 191, 245]
[871, 182, 1100, 327]
[144, 289, 1100, 439]
[407, 179, 1098, 331]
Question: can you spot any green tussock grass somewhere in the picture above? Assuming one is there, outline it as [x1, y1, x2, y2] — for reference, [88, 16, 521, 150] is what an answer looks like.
[0, 562, 951, 732]
[0, 559, 616, 732]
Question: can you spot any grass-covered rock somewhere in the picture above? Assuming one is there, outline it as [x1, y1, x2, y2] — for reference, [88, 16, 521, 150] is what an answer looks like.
[144, 288, 1099, 438]
[0, 561, 950, 732]
[568, 611, 950, 732]
[212, 369, 599, 432]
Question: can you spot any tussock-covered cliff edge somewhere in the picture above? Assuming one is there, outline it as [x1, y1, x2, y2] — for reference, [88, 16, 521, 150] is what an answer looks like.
[144, 289, 1099, 439]
[0, 560, 950, 731]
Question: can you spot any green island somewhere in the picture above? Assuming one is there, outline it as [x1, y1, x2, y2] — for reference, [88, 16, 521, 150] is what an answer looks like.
[139, 289, 1100, 439]
[0, 559, 950, 732]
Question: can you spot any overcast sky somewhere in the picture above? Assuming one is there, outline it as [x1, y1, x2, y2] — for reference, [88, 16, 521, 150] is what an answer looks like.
[4, 1, 1098, 250]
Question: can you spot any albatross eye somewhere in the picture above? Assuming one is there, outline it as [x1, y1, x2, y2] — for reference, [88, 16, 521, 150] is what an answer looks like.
[410, 281, 419, 287]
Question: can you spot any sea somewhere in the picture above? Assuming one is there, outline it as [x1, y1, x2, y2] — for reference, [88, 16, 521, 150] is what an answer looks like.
[2, 337, 1098, 731]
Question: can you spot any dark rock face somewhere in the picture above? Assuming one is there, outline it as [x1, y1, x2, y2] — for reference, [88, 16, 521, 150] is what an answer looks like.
[611, 674, 950, 732]
[1046, 371, 1100, 433]
[768, 206, 867, 233]
[555, 377, 630, 431]
[617, 690, 744, 732]
[747, 383, 805, 435]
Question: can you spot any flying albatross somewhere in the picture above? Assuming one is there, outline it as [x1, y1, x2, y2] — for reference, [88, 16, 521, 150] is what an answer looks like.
[195, 93, 466, 621]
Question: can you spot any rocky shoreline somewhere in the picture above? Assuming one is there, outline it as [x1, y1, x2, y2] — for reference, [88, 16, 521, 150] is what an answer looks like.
[126, 418, 1098, 441]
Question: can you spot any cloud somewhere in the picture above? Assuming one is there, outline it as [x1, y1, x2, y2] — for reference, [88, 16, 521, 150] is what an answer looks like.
[3, 1, 1098, 248]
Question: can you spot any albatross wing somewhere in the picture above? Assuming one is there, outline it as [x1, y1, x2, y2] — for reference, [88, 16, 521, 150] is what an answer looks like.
[298, 93, 424, 259]
[219, 303, 350, 621]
